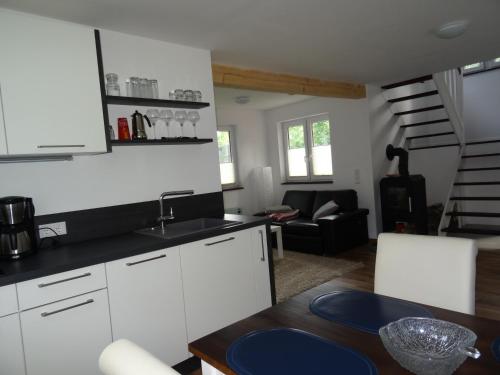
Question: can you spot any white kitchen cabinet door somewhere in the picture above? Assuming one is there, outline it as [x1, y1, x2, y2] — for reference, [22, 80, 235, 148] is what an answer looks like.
[0, 10, 106, 156]
[106, 248, 189, 366]
[180, 230, 257, 342]
[0, 87, 7, 155]
[0, 284, 19, 317]
[250, 226, 272, 312]
[20, 289, 111, 375]
[0, 314, 26, 375]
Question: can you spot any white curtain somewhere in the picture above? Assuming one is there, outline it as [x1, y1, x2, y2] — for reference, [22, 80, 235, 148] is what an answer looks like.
[250, 166, 274, 213]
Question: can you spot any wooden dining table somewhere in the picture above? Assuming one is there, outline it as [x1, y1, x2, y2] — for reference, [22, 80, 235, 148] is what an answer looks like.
[188, 281, 500, 374]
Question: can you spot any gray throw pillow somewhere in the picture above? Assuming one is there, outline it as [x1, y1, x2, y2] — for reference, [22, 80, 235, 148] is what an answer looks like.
[312, 200, 339, 222]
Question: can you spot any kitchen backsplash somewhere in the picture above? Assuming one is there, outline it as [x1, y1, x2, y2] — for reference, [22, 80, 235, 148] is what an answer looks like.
[35, 192, 224, 246]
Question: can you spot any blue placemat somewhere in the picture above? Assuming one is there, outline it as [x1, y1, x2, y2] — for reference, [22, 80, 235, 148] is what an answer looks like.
[492, 337, 500, 362]
[310, 290, 433, 334]
[226, 328, 378, 375]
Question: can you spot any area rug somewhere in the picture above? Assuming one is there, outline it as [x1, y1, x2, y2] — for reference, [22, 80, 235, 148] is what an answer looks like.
[273, 250, 364, 303]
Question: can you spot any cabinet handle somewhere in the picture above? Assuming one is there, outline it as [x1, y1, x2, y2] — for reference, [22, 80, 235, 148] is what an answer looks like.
[38, 272, 92, 288]
[37, 145, 85, 148]
[126, 254, 166, 266]
[41, 299, 94, 317]
[259, 230, 266, 261]
[205, 237, 235, 246]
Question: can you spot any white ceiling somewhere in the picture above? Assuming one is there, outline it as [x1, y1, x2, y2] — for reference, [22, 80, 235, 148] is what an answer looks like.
[2, 0, 500, 84]
[214, 87, 311, 110]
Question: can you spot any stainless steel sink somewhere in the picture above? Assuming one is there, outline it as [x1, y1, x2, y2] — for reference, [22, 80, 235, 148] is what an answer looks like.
[135, 218, 242, 240]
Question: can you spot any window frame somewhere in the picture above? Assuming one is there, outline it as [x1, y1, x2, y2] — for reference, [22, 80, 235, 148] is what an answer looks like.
[281, 113, 333, 183]
[463, 57, 500, 76]
[217, 125, 240, 190]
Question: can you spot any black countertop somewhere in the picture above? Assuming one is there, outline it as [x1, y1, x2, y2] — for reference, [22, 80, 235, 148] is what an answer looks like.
[0, 214, 270, 287]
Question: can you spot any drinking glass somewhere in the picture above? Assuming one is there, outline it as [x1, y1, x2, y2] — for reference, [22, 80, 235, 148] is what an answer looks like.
[160, 109, 174, 138]
[150, 79, 159, 99]
[187, 111, 200, 138]
[184, 89, 194, 102]
[139, 78, 149, 98]
[175, 110, 187, 138]
[130, 77, 140, 97]
[105, 73, 120, 96]
[146, 109, 160, 139]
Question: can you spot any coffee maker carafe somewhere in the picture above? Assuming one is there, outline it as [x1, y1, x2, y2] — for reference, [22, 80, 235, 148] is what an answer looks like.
[0, 196, 36, 259]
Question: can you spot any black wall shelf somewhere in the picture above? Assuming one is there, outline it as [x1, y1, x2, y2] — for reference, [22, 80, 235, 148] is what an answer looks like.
[111, 138, 213, 146]
[106, 95, 210, 109]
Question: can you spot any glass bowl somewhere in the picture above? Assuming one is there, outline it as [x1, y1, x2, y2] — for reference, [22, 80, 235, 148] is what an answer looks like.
[379, 317, 481, 375]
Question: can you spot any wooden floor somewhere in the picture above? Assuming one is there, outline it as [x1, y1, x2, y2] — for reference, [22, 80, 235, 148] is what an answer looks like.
[329, 244, 500, 321]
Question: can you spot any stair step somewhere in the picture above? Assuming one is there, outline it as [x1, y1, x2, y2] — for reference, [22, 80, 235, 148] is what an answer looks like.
[407, 131, 454, 140]
[387, 90, 439, 103]
[446, 212, 500, 218]
[394, 105, 444, 116]
[454, 181, 500, 186]
[381, 75, 433, 90]
[458, 167, 500, 172]
[442, 227, 500, 236]
[462, 153, 500, 159]
[400, 118, 450, 128]
[450, 196, 500, 201]
[409, 143, 459, 150]
[466, 139, 500, 146]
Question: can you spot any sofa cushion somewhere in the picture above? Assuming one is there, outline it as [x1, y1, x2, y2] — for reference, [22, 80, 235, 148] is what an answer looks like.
[312, 200, 339, 222]
[282, 190, 317, 218]
[282, 218, 320, 236]
[313, 190, 358, 213]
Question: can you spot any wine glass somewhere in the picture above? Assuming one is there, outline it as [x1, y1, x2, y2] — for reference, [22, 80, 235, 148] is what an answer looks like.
[187, 111, 200, 138]
[159, 109, 174, 138]
[174, 110, 187, 138]
[146, 108, 160, 139]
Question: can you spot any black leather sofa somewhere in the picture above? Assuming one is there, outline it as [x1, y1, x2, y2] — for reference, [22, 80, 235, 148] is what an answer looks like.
[273, 190, 369, 255]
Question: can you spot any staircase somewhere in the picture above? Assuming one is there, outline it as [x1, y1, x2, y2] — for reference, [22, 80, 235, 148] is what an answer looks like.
[381, 71, 464, 153]
[440, 139, 500, 236]
[380, 69, 500, 238]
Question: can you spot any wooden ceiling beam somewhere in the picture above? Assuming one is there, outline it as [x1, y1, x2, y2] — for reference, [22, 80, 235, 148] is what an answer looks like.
[212, 64, 366, 99]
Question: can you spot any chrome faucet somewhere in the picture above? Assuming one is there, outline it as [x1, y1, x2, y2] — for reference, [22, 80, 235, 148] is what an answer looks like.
[158, 190, 194, 230]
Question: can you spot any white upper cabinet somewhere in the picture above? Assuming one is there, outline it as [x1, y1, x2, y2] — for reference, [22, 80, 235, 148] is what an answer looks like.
[106, 248, 189, 366]
[0, 10, 107, 156]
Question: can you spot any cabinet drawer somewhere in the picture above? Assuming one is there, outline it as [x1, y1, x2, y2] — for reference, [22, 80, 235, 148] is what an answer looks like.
[0, 284, 18, 317]
[17, 264, 106, 310]
[20, 289, 111, 375]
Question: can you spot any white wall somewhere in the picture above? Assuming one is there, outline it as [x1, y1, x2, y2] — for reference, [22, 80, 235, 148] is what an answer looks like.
[464, 69, 500, 141]
[215, 107, 269, 215]
[263, 97, 378, 239]
[0, 15, 220, 215]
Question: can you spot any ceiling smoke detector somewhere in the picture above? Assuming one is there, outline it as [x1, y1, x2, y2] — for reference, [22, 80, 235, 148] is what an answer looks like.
[234, 95, 250, 104]
[433, 20, 470, 39]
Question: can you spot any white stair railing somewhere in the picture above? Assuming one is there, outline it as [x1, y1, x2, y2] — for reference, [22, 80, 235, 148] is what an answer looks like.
[434, 68, 466, 235]
[437, 145, 465, 235]
[433, 69, 465, 145]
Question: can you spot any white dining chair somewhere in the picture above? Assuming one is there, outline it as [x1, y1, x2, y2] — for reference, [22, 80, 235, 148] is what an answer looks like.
[374, 233, 478, 315]
[99, 339, 181, 375]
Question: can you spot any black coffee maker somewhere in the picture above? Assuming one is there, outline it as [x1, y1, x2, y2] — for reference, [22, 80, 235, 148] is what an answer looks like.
[0, 196, 36, 259]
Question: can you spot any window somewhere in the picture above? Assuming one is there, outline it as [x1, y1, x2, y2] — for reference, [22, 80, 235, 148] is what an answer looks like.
[281, 114, 333, 182]
[217, 126, 239, 188]
[463, 57, 500, 75]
